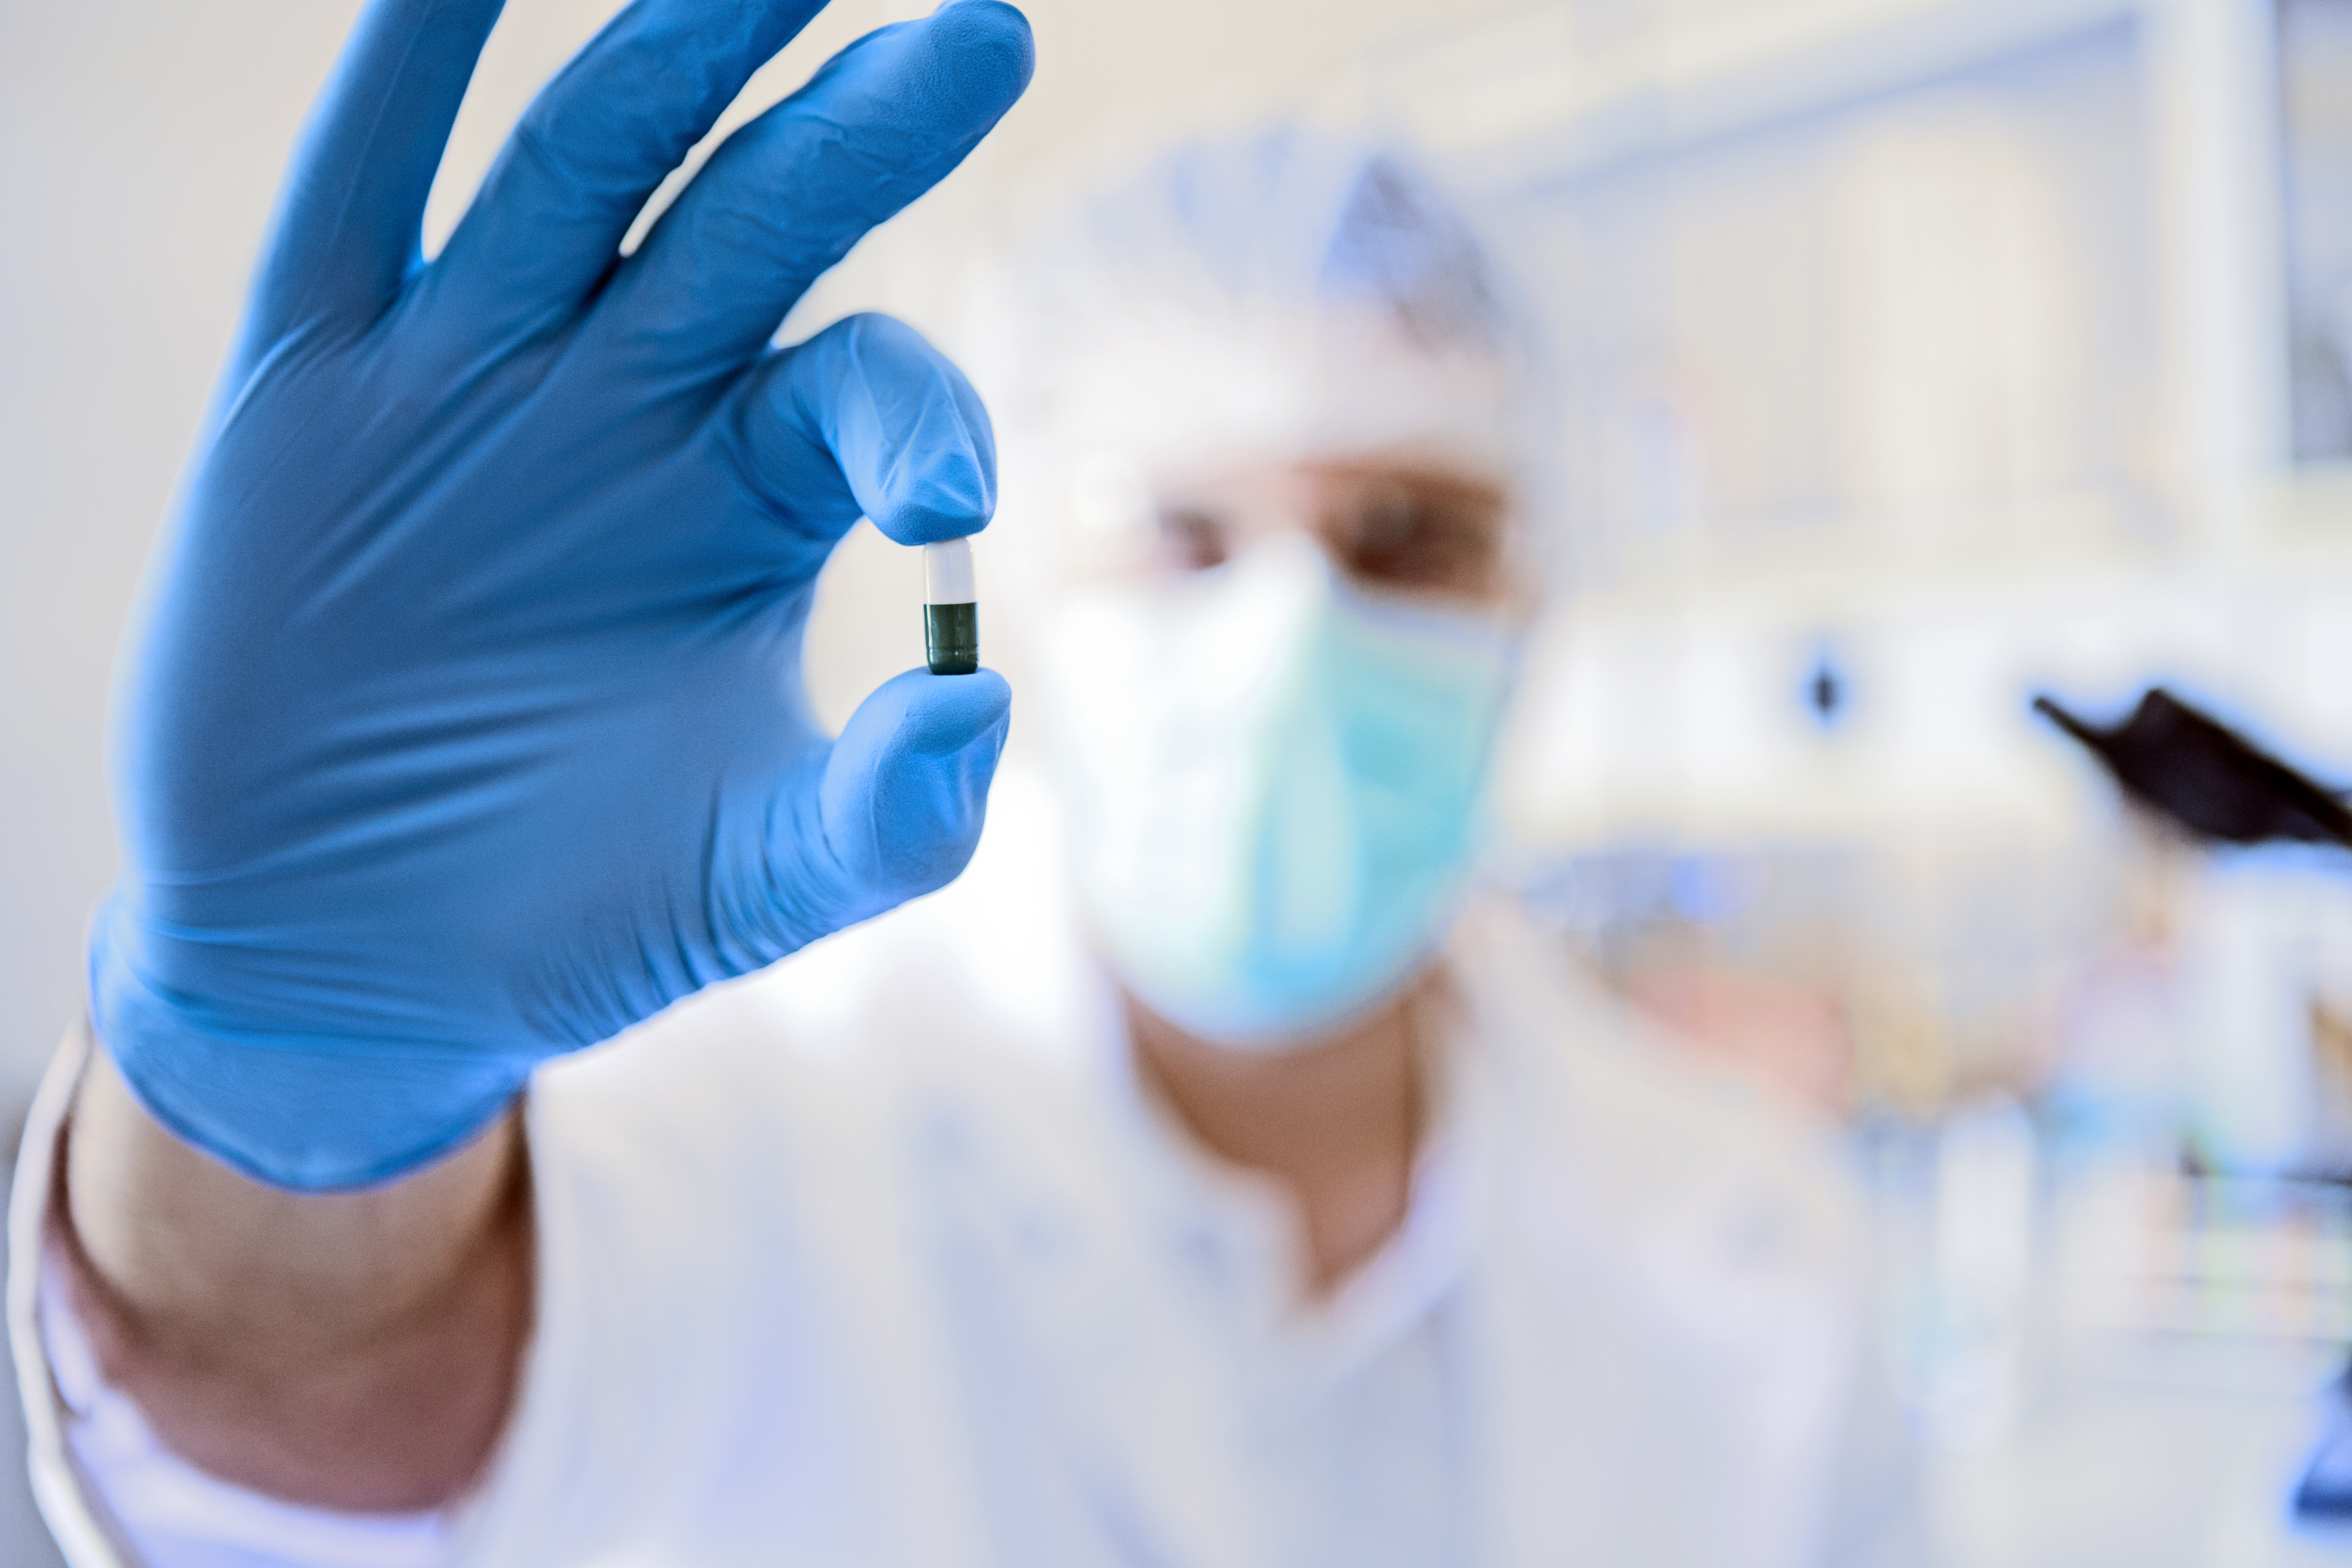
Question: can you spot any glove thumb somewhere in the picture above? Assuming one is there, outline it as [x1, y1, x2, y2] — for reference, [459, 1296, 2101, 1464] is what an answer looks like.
[815, 668, 1011, 920]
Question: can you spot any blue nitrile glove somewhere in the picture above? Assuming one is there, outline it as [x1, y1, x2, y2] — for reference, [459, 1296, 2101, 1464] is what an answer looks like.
[88, 0, 1035, 1189]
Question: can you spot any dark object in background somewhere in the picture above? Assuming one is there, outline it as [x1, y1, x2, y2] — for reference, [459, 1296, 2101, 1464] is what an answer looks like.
[2298, 1367, 2352, 1522]
[2033, 688, 2352, 849]
[2037, 687, 2352, 1520]
[1806, 653, 1847, 729]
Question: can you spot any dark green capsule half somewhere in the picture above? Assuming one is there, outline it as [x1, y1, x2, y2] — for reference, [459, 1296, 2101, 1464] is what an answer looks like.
[925, 601, 979, 676]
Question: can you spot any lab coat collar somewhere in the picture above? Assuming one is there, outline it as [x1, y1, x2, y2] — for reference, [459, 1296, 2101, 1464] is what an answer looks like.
[1066, 973, 1488, 1400]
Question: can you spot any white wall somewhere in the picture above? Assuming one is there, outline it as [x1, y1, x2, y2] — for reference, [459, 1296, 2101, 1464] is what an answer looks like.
[1, 2, 360, 1085]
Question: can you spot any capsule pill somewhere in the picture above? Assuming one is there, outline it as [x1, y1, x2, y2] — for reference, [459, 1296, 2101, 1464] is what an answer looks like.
[922, 537, 979, 676]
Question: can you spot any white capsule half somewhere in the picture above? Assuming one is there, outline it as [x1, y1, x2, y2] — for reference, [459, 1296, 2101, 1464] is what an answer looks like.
[923, 537, 977, 606]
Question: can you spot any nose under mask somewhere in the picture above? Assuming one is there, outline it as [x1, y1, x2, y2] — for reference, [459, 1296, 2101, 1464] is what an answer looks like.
[1038, 534, 1516, 1049]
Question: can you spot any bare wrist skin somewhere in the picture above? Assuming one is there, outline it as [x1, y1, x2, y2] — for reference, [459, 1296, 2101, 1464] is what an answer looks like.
[54, 1041, 533, 1512]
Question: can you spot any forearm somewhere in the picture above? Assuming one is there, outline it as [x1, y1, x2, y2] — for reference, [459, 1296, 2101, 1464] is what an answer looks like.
[55, 1038, 532, 1511]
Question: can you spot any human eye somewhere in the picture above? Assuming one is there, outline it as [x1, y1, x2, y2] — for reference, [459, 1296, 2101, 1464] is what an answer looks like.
[1153, 504, 1233, 572]
[1326, 469, 1507, 601]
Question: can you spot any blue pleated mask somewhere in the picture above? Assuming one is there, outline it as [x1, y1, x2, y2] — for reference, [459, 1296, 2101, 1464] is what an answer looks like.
[1041, 534, 1516, 1048]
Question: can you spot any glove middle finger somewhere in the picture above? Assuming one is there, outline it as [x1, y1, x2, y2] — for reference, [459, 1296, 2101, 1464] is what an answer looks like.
[579, 1, 1033, 389]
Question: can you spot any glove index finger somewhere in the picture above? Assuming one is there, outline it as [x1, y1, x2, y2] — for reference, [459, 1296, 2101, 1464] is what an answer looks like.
[423, 0, 835, 351]
[244, 0, 507, 354]
[731, 314, 998, 555]
[588, 1, 1035, 385]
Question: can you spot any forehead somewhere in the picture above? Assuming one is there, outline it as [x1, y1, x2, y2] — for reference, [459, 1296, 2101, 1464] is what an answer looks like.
[1041, 303, 1525, 490]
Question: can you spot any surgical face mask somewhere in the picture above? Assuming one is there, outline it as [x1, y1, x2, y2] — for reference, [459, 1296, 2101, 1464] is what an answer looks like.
[1039, 534, 1516, 1049]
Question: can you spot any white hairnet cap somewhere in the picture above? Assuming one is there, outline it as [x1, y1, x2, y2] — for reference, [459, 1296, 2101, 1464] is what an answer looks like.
[974, 124, 1558, 597]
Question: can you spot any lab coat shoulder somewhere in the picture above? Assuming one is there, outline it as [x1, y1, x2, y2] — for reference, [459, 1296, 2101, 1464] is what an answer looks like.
[1449, 900, 1930, 1568]
[1453, 897, 1868, 1297]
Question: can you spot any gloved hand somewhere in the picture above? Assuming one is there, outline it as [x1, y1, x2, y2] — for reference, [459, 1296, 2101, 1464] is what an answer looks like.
[89, 0, 1034, 1189]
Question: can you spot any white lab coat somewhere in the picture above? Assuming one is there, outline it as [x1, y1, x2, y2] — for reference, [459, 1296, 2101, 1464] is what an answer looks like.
[11, 779, 1927, 1568]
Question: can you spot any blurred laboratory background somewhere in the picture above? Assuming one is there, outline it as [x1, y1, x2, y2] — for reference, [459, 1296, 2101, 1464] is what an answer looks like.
[8, 0, 2352, 1563]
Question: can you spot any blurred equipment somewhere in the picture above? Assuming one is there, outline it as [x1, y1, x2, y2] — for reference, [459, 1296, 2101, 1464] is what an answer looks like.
[2033, 689, 2352, 849]
[2282, 0, 2352, 463]
[2036, 685, 2352, 1171]
[2040, 685, 2352, 1524]
[2297, 1367, 2352, 1520]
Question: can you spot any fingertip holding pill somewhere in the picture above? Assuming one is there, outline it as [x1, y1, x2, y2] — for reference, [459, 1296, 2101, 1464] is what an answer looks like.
[922, 538, 980, 676]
